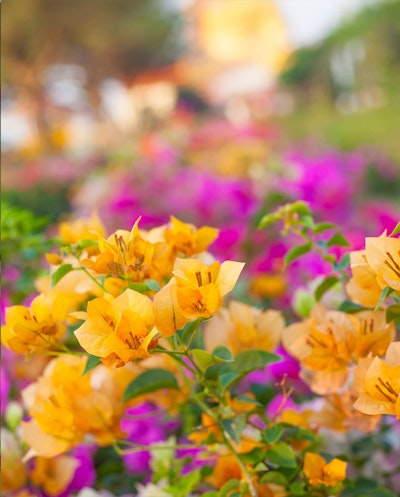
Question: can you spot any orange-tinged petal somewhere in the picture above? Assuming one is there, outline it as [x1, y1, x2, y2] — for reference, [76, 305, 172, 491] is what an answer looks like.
[153, 281, 189, 337]
[21, 420, 72, 458]
[365, 235, 400, 291]
[113, 289, 154, 327]
[304, 452, 346, 487]
[30, 456, 79, 496]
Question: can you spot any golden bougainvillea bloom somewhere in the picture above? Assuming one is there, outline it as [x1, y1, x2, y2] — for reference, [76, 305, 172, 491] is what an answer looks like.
[1, 293, 67, 355]
[309, 388, 381, 433]
[346, 250, 382, 307]
[304, 452, 346, 487]
[86, 217, 167, 283]
[204, 301, 284, 355]
[249, 273, 287, 299]
[21, 355, 129, 458]
[347, 233, 400, 307]
[365, 234, 400, 292]
[30, 455, 79, 496]
[35, 269, 104, 324]
[74, 289, 159, 367]
[153, 258, 244, 336]
[173, 258, 245, 318]
[59, 211, 105, 249]
[282, 305, 395, 394]
[353, 341, 400, 418]
[164, 215, 219, 257]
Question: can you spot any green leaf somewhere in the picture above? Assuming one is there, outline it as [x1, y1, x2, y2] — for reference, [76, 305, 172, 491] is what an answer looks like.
[292, 289, 315, 318]
[206, 350, 280, 390]
[77, 239, 98, 249]
[338, 300, 366, 313]
[300, 214, 315, 229]
[374, 286, 394, 310]
[231, 350, 281, 375]
[264, 424, 283, 444]
[82, 354, 101, 376]
[313, 222, 337, 234]
[218, 372, 241, 390]
[289, 482, 306, 495]
[386, 304, 400, 323]
[334, 253, 350, 271]
[241, 447, 264, 464]
[191, 349, 222, 371]
[212, 346, 233, 362]
[389, 221, 400, 237]
[51, 264, 74, 287]
[265, 442, 297, 468]
[165, 469, 201, 497]
[144, 279, 160, 291]
[314, 275, 340, 301]
[284, 243, 311, 267]
[259, 471, 288, 486]
[326, 232, 350, 247]
[218, 479, 241, 497]
[289, 201, 311, 216]
[258, 212, 281, 229]
[177, 320, 202, 346]
[123, 368, 178, 402]
[222, 415, 246, 444]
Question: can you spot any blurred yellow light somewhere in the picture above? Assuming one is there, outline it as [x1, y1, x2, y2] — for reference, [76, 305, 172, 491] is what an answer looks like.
[197, 0, 291, 72]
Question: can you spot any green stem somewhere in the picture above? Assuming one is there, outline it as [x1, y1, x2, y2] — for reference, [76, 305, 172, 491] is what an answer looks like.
[114, 440, 197, 455]
[172, 352, 258, 497]
[78, 267, 108, 292]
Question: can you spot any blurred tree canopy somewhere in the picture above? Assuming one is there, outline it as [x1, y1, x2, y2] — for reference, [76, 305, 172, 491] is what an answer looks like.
[2, 0, 182, 139]
[279, 0, 400, 101]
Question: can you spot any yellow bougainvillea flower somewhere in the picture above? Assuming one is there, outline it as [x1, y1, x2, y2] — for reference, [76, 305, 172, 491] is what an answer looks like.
[164, 215, 219, 257]
[282, 305, 395, 394]
[204, 301, 284, 355]
[365, 234, 400, 292]
[346, 250, 382, 307]
[153, 258, 244, 336]
[347, 233, 400, 306]
[304, 452, 346, 487]
[1, 293, 67, 355]
[74, 289, 159, 367]
[173, 258, 245, 318]
[153, 280, 190, 337]
[35, 269, 104, 324]
[353, 341, 400, 418]
[250, 273, 287, 299]
[30, 455, 79, 496]
[309, 388, 381, 433]
[86, 217, 167, 284]
[59, 211, 105, 249]
[21, 355, 129, 458]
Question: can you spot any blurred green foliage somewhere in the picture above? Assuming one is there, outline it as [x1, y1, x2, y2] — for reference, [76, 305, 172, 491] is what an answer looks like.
[1, 201, 54, 304]
[277, 0, 400, 161]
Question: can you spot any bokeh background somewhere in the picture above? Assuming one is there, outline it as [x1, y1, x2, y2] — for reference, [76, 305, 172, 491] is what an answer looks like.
[2, 2, 400, 495]
[2, 0, 400, 303]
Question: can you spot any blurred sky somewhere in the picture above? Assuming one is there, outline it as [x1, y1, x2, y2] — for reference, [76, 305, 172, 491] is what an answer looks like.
[276, 0, 381, 46]
[170, 0, 382, 47]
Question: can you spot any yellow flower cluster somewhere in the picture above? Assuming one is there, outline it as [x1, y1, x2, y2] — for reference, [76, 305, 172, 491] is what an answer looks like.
[2, 214, 243, 366]
[21, 355, 131, 458]
[281, 231, 400, 425]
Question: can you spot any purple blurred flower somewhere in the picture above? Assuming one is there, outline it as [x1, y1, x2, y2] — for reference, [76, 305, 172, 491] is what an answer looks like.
[53, 445, 96, 497]
[1, 366, 10, 415]
[120, 402, 172, 475]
